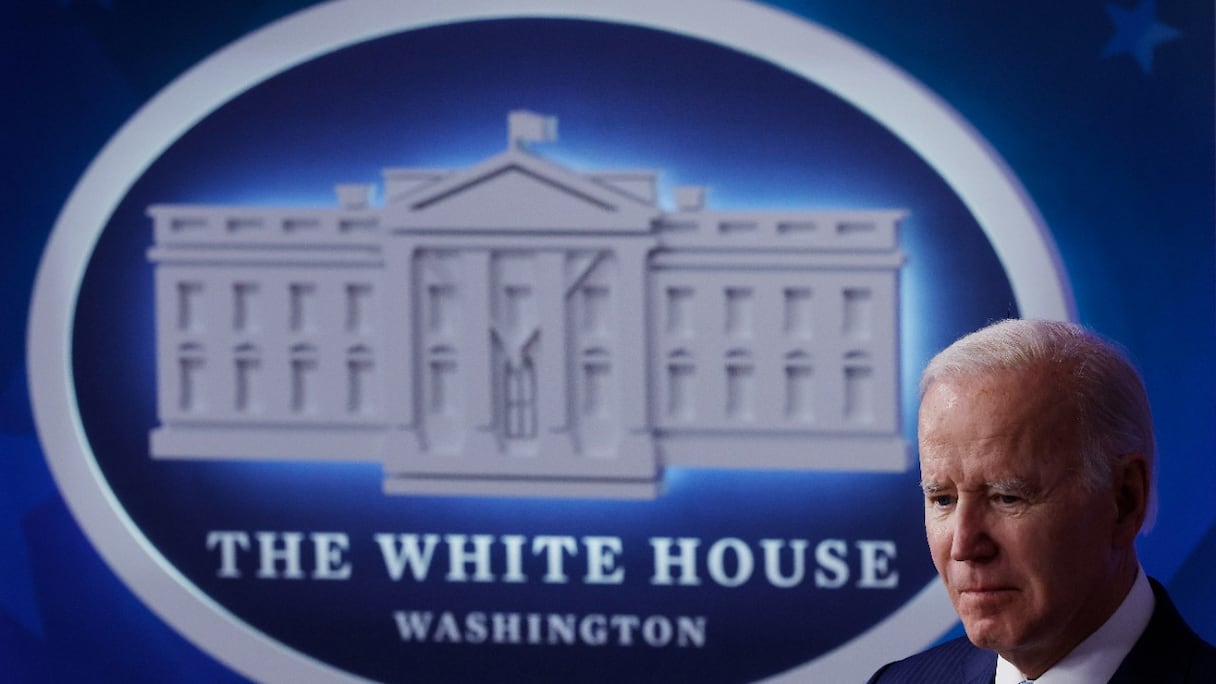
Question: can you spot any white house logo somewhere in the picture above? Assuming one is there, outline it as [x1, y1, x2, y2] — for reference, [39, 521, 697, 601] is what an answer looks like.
[28, 3, 1072, 683]
[149, 110, 907, 500]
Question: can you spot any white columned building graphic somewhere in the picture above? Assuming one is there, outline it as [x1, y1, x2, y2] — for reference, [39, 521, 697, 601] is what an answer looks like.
[148, 112, 908, 498]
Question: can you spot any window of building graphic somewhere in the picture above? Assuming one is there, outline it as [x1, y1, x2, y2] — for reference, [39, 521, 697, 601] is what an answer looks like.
[725, 349, 755, 420]
[177, 342, 206, 413]
[666, 349, 695, 420]
[777, 220, 817, 236]
[843, 288, 873, 340]
[503, 285, 533, 332]
[784, 350, 814, 422]
[724, 287, 753, 338]
[233, 343, 262, 414]
[346, 345, 374, 415]
[289, 343, 318, 414]
[169, 216, 207, 233]
[581, 285, 610, 336]
[338, 217, 377, 234]
[427, 345, 457, 416]
[719, 220, 758, 235]
[226, 217, 264, 233]
[837, 220, 877, 236]
[345, 283, 373, 334]
[844, 351, 874, 423]
[581, 348, 612, 418]
[427, 284, 456, 335]
[419, 250, 462, 337]
[783, 287, 812, 338]
[504, 357, 537, 440]
[283, 217, 321, 233]
[289, 282, 316, 333]
[233, 282, 259, 333]
[665, 287, 693, 336]
[176, 281, 204, 332]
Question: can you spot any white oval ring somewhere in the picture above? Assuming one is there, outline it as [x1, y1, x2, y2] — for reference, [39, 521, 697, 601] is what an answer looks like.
[28, 1, 1072, 681]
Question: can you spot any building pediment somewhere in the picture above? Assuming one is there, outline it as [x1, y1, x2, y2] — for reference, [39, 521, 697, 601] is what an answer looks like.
[383, 149, 658, 232]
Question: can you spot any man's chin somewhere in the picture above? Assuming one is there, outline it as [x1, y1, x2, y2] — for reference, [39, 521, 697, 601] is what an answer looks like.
[960, 619, 1015, 652]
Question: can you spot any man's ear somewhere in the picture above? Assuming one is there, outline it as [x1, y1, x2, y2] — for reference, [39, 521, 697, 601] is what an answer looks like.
[1112, 453, 1149, 547]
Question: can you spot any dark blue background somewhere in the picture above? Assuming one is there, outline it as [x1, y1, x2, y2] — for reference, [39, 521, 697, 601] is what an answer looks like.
[6, 2, 1215, 682]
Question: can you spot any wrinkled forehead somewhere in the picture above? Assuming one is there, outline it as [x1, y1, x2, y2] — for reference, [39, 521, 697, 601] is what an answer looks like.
[921, 364, 1074, 418]
[917, 367, 1082, 461]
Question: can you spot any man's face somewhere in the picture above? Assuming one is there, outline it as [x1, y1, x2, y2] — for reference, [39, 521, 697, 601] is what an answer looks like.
[918, 368, 1126, 673]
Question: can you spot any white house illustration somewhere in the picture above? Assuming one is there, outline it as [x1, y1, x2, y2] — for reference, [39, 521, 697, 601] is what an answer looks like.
[148, 112, 908, 499]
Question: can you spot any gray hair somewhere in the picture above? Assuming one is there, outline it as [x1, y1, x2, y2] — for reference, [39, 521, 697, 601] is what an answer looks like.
[920, 319, 1156, 524]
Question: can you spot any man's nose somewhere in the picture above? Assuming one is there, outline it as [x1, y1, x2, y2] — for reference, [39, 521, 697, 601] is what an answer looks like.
[950, 498, 997, 562]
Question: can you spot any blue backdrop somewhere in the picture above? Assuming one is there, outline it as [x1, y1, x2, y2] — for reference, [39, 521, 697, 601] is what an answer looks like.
[4, 1, 1213, 682]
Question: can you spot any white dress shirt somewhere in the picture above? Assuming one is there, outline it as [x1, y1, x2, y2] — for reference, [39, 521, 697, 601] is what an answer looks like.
[994, 567, 1155, 684]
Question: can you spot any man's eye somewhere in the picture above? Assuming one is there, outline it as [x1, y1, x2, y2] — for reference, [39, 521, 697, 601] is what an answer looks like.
[996, 494, 1021, 505]
[931, 495, 954, 507]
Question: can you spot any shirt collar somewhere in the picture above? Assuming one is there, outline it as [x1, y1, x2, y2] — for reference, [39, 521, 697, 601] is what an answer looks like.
[994, 566, 1154, 684]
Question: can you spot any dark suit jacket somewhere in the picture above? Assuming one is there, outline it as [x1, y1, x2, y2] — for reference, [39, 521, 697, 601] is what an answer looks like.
[867, 579, 1216, 683]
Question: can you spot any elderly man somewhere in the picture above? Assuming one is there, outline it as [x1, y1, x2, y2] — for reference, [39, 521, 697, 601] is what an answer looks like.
[869, 319, 1215, 683]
